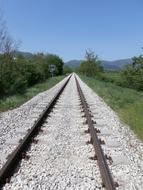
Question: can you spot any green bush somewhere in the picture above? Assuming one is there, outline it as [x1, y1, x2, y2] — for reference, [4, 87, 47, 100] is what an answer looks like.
[0, 53, 64, 97]
[63, 65, 72, 74]
[10, 77, 27, 94]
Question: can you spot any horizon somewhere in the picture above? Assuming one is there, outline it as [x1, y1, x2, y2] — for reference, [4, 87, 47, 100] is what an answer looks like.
[0, 0, 143, 61]
[15, 50, 133, 62]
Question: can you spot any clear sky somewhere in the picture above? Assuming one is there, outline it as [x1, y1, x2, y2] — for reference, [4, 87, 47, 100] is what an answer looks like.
[0, 0, 143, 61]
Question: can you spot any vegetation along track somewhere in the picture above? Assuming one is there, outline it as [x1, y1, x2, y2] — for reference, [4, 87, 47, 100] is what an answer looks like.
[2, 74, 141, 189]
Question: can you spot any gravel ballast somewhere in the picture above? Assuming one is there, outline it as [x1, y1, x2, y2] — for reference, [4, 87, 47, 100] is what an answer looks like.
[3, 75, 102, 190]
[0, 76, 69, 169]
[1, 74, 143, 190]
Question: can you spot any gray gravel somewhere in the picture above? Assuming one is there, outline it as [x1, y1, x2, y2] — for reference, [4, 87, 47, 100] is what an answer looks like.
[76, 74, 143, 190]
[3, 75, 102, 190]
[1, 74, 143, 190]
[0, 76, 69, 169]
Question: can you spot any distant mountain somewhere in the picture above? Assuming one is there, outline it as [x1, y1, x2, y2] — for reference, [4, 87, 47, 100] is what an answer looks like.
[65, 58, 132, 70]
[101, 59, 132, 70]
[65, 60, 83, 69]
[13, 51, 33, 58]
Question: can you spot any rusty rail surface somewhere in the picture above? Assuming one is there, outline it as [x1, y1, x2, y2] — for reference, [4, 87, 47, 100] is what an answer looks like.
[0, 75, 71, 186]
[75, 76, 116, 190]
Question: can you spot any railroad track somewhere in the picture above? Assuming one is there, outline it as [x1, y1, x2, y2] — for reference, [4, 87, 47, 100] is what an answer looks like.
[75, 77, 118, 190]
[0, 73, 131, 189]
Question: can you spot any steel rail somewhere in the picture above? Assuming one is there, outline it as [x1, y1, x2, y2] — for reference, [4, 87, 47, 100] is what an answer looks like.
[75, 76, 116, 190]
[0, 74, 72, 186]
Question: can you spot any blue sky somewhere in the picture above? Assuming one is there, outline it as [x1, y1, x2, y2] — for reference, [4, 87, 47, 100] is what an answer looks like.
[0, 0, 143, 61]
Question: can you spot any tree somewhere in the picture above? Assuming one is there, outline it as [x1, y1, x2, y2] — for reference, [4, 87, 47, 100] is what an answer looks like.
[122, 55, 143, 90]
[79, 49, 103, 76]
[0, 12, 18, 55]
[0, 12, 65, 97]
[0, 13, 23, 95]
[0, 13, 15, 95]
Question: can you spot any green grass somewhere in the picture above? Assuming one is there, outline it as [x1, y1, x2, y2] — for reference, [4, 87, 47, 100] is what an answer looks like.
[80, 75, 143, 140]
[101, 71, 122, 83]
[0, 76, 65, 112]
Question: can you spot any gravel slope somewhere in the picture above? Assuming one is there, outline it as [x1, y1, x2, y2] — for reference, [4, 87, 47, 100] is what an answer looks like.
[0, 76, 69, 169]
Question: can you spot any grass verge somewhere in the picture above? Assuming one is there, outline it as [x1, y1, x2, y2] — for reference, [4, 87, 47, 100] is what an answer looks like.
[80, 75, 143, 140]
[100, 71, 122, 83]
[0, 76, 65, 112]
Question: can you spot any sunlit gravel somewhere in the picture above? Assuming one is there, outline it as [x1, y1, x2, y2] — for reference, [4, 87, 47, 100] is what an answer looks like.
[0, 76, 69, 169]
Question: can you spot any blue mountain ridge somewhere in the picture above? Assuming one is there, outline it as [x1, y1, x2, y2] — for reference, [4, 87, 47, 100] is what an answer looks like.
[65, 59, 132, 70]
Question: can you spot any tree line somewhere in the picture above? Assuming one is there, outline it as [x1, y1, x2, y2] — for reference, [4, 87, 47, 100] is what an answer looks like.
[0, 52, 64, 96]
[78, 49, 143, 92]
